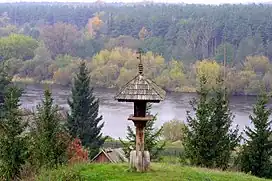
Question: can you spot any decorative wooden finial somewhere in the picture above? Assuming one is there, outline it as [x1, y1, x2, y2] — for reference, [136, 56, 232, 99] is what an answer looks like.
[137, 48, 143, 75]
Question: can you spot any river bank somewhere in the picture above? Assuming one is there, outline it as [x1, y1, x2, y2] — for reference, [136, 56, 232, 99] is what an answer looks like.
[12, 76, 263, 96]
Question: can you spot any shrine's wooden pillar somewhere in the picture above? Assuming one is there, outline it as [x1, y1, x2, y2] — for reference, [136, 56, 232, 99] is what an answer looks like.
[134, 101, 146, 156]
[131, 101, 149, 172]
[114, 48, 166, 173]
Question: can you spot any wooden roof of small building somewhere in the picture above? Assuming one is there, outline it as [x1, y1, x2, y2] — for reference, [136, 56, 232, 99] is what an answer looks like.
[91, 148, 128, 163]
[114, 50, 166, 102]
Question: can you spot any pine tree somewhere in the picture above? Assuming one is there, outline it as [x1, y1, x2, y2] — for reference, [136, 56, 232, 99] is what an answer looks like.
[240, 90, 272, 178]
[0, 86, 27, 180]
[31, 88, 69, 168]
[183, 76, 240, 169]
[119, 103, 165, 161]
[67, 61, 106, 158]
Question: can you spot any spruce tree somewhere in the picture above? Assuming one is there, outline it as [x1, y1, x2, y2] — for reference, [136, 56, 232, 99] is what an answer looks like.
[67, 61, 106, 158]
[31, 88, 69, 168]
[119, 103, 165, 161]
[209, 77, 240, 169]
[183, 75, 213, 167]
[240, 90, 272, 178]
[0, 86, 27, 180]
[0, 62, 11, 106]
[183, 76, 240, 169]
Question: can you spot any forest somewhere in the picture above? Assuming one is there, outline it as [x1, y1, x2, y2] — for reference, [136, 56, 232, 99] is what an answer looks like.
[0, 2, 272, 94]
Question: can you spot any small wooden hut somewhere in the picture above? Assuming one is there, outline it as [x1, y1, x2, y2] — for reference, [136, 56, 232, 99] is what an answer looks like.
[114, 49, 166, 172]
[91, 148, 128, 163]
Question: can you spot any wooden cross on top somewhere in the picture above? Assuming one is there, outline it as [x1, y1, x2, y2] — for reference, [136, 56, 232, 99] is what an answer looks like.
[136, 48, 143, 75]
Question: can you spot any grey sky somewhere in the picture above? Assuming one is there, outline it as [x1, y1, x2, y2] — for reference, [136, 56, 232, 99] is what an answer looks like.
[0, 0, 271, 5]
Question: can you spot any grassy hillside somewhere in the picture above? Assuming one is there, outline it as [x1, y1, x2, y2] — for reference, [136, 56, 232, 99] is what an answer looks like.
[36, 163, 272, 181]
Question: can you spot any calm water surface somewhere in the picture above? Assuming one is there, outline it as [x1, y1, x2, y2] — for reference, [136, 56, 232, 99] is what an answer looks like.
[20, 84, 259, 139]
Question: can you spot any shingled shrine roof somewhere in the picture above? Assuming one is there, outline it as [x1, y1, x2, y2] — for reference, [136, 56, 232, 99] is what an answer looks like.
[114, 50, 166, 102]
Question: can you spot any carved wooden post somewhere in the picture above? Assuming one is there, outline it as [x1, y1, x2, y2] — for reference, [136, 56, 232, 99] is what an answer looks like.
[114, 48, 166, 172]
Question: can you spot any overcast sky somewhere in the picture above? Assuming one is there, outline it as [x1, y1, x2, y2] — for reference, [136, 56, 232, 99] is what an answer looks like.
[0, 0, 271, 5]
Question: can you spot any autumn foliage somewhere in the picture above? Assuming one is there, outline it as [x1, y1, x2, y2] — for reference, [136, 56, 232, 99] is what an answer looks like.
[87, 15, 103, 38]
[67, 138, 89, 165]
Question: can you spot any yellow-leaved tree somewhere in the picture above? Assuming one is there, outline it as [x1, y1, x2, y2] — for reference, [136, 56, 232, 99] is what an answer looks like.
[155, 60, 187, 91]
[86, 14, 104, 38]
[244, 56, 270, 75]
[195, 60, 221, 90]
[89, 47, 167, 89]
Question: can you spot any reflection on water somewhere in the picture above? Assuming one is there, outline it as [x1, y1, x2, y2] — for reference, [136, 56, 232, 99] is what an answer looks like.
[19, 84, 259, 139]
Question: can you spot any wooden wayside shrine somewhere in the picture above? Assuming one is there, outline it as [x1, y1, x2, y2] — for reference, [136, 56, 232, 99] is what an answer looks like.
[114, 49, 166, 172]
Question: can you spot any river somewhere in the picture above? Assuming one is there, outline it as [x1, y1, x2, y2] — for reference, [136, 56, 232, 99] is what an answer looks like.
[19, 84, 259, 139]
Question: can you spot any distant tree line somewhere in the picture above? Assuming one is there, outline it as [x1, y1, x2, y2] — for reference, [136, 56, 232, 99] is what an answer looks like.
[0, 3, 272, 95]
[0, 3, 272, 61]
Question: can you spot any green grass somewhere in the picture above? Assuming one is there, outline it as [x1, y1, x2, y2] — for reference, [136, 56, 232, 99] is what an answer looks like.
[160, 156, 181, 164]
[37, 163, 272, 181]
[164, 140, 183, 148]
